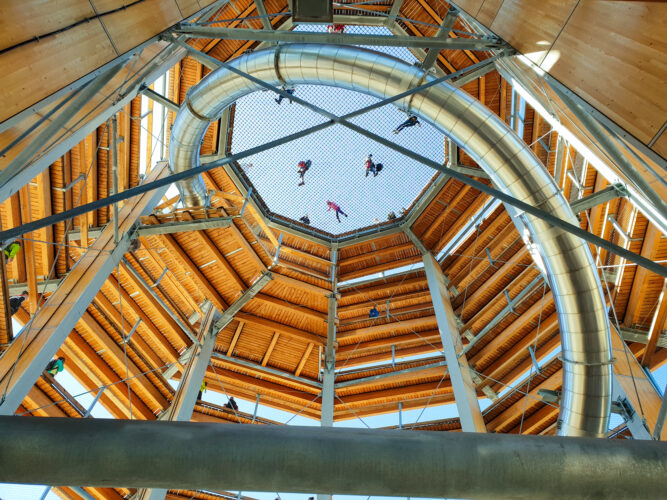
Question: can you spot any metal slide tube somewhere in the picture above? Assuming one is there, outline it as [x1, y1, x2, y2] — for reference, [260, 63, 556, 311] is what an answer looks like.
[170, 45, 611, 437]
[1, 417, 666, 499]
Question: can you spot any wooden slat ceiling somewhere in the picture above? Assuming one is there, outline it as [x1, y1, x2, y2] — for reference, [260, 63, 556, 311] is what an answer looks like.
[1, 1, 666, 498]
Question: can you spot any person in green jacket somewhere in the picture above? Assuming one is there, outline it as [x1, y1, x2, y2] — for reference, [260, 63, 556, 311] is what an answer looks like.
[45, 357, 65, 376]
[3, 240, 21, 263]
[198, 381, 207, 400]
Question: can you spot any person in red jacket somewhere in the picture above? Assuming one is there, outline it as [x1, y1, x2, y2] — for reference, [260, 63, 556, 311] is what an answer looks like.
[364, 154, 375, 177]
[327, 200, 348, 223]
[297, 160, 312, 186]
[327, 24, 345, 34]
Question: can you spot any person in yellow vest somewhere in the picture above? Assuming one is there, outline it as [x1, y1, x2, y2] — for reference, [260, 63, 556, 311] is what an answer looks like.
[3, 240, 21, 263]
[45, 357, 65, 376]
[198, 381, 207, 400]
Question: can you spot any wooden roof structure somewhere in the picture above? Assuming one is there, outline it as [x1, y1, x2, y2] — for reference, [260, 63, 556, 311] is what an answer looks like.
[0, 1, 666, 499]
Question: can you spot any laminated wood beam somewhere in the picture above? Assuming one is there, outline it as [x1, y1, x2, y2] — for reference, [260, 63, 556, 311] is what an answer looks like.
[18, 186, 38, 312]
[272, 272, 331, 297]
[137, 239, 202, 317]
[235, 313, 325, 345]
[0, 163, 168, 415]
[226, 321, 244, 356]
[642, 281, 667, 367]
[77, 310, 168, 411]
[63, 334, 153, 420]
[261, 332, 280, 367]
[432, 193, 491, 254]
[295, 343, 314, 377]
[155, 229, 228, 311]
[339, 242, 416, 267]
[486, 369, 562, 433]
[92, 293, 164, 369]
[339, 277, 427, 299]
[419, 184, 470, 242]
[339, 256, 422, 282]
[335, 342, 442, 369]
[337, 316, 437, 343]
[336, 329, 441, 356]
[120, 258, 195, 348]
[338, 290, 432, 316]
[623, 223, 660, 327]
[36, 169, 54, 276]
[103, 274, 180, 363]
[252, 293, 327, 323]
[179, 211, 246, 292]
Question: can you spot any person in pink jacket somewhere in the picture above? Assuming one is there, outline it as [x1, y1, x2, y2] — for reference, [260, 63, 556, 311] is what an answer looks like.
[326, 200, 348, 223]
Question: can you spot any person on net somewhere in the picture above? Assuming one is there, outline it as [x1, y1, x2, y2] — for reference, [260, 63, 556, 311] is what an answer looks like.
[326, 200, 348, 223]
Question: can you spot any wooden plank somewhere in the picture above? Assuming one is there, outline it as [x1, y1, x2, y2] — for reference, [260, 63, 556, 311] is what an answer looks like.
[227, 321, 244, 355]
[340, 242, 416, 267]
[261, 332, 280, 367]
[339, 256, 422, 282]
[272, 272, 331, 297]
[294, 343, 314, 377]
[421, 186, 471, 242]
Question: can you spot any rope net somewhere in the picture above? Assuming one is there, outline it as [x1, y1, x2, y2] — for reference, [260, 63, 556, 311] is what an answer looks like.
[230, 25, 444, 234]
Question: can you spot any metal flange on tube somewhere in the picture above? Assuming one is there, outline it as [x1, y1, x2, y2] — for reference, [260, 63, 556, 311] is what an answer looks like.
[169, 45, 611, 437]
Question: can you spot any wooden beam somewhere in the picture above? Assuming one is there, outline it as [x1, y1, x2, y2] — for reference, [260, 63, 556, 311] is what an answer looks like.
[272, 272, 331, 297]
[339, 256, 423, 282]
[103, 274, 180, 363]
[421, 185, 472, 242]
[156, 229, 228, 311]
[3, 194, 26, 281]
[120, 259, 193, 347]
[18, 186, 38, 312]
[227, 321, 244, 355]
[337, 329, 441, 356]
[235, 312, 324, 345]
[339, 290, 432, 316]
[338, 316, 438, 343]
[295, 343, 314, 377]
[340, 242, 416, 267]
[180, 211, 246, 291]
[623, 223, 660, 326]
[641, 280, 667, 367]
[36, 169, 54, 276]
[262, 332, 280, 367]
[253, 293, 327, 322]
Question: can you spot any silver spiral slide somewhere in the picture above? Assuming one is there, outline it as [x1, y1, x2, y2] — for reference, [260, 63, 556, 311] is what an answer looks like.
[169, 44, 612, 437]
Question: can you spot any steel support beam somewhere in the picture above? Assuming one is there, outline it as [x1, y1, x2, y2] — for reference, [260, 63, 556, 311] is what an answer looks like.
[213, 272, 273, 332]
[2, 416, 667, 498]
[0, 63, 124, 202]
[385, 0, 404, 26]
[0, 42, 186, 204]
[8, 279, 63, 296]
[120, 258, 200, 346]
[141, 86, 181, 113]
[175, 27, 506, 50]
[570, 183, 628, 213]
[654, 385, 667, 440]
[611, 374, 652, 440]
[420, 6, 458, 71]
[0, 164, 169, 415]
[139, 304, 218, 500]
[321, 293, 337, 427]
[253, 0, 273, 30]
[136, 217, 234, 236]
[422, 253, 485, 432]
[212, 352, 321, 389]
